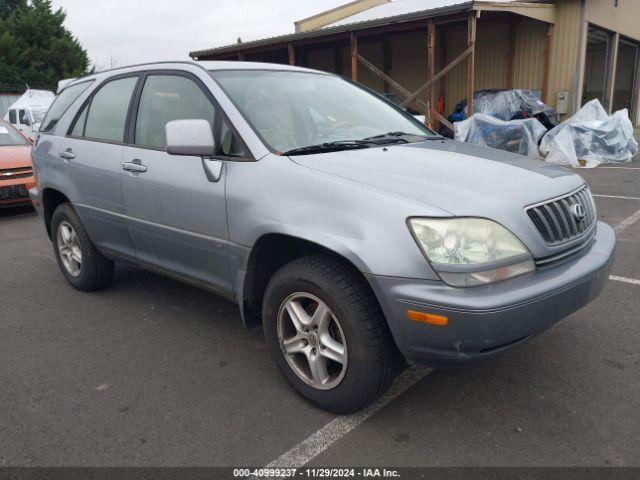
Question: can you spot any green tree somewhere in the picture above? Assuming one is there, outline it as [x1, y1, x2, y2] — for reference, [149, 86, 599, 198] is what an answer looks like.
[0, 0, 88, 89]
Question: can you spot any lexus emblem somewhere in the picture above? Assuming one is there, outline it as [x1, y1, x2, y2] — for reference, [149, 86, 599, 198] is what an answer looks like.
[571, 203, 586, 221]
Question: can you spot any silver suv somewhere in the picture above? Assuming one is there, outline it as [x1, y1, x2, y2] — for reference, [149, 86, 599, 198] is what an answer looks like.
[31, 61, 615, 412]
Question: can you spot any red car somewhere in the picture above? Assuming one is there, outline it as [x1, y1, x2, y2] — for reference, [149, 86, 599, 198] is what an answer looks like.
[0, 119, 35, 208]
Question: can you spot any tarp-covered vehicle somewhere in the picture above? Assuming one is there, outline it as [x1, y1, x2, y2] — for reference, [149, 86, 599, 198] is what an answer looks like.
[449, 89, 559, 130]
[454, 113, 547, 157]
[540, 99, 638, 168]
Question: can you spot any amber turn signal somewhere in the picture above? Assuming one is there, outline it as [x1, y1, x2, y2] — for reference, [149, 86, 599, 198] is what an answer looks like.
[406, 310, 448, 326]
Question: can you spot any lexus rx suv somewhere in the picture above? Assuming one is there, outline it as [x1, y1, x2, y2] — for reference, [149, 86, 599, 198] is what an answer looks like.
[30, 61, 615, 412]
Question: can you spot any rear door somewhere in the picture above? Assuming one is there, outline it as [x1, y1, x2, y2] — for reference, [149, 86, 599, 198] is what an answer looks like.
[59, 74, 140, 259]
[120, 72, 233, 295]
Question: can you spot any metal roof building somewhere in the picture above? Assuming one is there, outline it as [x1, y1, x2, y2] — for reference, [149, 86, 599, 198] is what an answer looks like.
[191, 0, 640, 127]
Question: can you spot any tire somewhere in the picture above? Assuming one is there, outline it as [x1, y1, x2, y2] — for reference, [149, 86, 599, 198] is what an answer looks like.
[51, 203, 114, 292]
[262, 254, 401, 413]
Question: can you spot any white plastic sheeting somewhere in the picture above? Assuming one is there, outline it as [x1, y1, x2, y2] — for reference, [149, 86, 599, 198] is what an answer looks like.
[454, 113, 547, 157]
[540, 99, 638, 168]
[3, 89, 54, 113]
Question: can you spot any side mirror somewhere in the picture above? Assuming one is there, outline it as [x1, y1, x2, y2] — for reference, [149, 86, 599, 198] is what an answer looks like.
[165, 119, 215, 157]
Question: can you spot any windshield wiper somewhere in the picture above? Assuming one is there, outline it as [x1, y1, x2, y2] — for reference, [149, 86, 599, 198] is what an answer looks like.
[363, 131, 441, 143]
[282, 140, 373, 156]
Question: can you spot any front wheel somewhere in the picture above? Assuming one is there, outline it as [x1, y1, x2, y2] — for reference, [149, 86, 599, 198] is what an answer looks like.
[262, 255, 400, 413]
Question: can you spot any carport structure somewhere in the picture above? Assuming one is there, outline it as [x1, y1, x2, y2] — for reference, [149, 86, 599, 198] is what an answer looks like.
[191, 0, 557, 130]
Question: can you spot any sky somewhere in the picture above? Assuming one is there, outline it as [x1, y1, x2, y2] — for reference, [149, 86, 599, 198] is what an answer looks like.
[50, 0, 349, 71]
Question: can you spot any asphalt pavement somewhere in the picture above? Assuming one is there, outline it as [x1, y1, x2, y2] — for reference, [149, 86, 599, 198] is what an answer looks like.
[0, 162, 638, 467]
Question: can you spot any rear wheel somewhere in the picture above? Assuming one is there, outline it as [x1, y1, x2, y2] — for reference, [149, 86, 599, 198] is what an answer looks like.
[263, 255, 400, 413]
[51, 203, 114, 291]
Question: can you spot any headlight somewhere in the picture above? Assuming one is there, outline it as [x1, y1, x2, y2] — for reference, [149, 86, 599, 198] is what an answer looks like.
[408, 218, 535, 287]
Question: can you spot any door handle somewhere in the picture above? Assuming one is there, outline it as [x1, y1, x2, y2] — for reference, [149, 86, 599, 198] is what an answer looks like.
[59, 148, 76, 160]
[122, 160, 147, 173]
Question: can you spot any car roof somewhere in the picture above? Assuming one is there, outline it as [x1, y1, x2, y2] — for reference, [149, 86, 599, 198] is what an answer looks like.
[201, 60, 322, 74]
[63, 60, 327, 91]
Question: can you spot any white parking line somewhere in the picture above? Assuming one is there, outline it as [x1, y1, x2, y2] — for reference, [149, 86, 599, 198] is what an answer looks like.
[597, 166, 640, 170]
[265, 367, 430, 469]
[615, 208, 640, 233]
[610, 275, 640, 285]
[593, 194, 640, 201]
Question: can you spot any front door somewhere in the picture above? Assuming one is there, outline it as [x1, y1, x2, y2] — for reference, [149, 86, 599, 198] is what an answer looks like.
[120, 73, 232, 295]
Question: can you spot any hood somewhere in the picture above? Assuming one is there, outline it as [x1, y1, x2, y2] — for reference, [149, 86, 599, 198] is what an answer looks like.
[290, 139, 583, 216]
[0, 146, 33, 170]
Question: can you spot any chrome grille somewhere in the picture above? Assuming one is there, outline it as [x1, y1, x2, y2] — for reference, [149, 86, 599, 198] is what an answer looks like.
[526, 186, 596, 245]
[0, 167, 33, 180]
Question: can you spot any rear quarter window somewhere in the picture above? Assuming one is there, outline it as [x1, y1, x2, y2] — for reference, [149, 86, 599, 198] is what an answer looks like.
[39, 81, 93, 133]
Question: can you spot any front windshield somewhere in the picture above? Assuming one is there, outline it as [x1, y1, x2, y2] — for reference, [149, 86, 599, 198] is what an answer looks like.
[211, 70, 434, 153]
[0, 121, 29, 146]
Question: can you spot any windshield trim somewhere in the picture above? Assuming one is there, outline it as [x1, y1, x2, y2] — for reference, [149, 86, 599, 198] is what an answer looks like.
[209, 69, 436, 155]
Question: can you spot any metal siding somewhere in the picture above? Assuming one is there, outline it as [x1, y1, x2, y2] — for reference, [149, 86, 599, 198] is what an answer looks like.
[389, 31, 429, 96]
[476, 3, 556, 24]
[584, 0, 640, 42]
[475, 22, 510, 92]
[547, 0, 582, 117]
[359, 41, 386, 91]
[441, 26, 468, 114]
[307, 48, 336, 73]
[513, 20, 547, 91]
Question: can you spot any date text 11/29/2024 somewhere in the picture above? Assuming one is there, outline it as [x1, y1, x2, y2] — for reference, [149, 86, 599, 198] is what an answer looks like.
[233, 468, 401, 478]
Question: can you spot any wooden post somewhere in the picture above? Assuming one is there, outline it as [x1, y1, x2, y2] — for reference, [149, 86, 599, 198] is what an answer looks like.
[506, 22, 516, 89]
[605, 32, 620, 113]
[467, 13, 477, 117]
[439, 35, 447, 117]
[427, 20, 436, 127]
[351, 32, 358, 82]
[541, 24, 554, 104]
[288, 43, 296, 66]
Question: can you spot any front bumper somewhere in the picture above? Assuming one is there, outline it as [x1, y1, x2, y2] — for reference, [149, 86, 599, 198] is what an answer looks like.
[367, 222, 616, 367]
[29, 186, 44, 217]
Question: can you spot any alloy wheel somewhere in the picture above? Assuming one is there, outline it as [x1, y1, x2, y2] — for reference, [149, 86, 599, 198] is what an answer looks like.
[277, 292, 348, 390]
[56, 220, 82, 277]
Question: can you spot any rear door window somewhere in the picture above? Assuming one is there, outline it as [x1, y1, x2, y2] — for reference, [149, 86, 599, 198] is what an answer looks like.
[81, 76, 138, 143]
